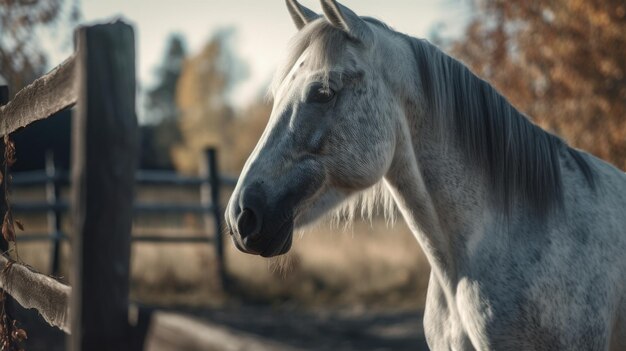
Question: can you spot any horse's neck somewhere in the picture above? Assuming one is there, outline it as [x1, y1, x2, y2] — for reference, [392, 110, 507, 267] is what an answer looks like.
[384, 87, 494, 298]
[379, 35, 508, 300]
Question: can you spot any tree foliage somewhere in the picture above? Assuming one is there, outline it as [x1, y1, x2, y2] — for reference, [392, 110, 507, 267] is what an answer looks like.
[145, 34, 187, 124]
[173, 28, 247, 173]
[452, 0, 626, 169]
[0, 0, 79, 94]
[142, 34, 187, 169]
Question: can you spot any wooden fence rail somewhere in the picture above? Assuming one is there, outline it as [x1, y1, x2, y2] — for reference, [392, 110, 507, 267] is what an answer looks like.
[0, 55, 77, 136]
[0, 255, 71, 333]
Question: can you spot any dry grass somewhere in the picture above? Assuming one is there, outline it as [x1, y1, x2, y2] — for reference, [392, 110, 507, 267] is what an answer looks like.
[225, 219, 430, 309]
[10, 185, 432, 310]
[128, 218, 431, 310]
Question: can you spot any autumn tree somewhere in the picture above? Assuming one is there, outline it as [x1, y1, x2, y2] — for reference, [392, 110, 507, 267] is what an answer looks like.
[452, 0, 626, 169]
[173, 28, 247, 173]
[145, 34, 187, 124]
[0, 0, 79, 95]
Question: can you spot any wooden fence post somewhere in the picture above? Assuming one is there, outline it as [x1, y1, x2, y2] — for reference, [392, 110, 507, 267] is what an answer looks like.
[0, 85, 9, 254]
[46, 150, 62, 276]
[69, 22, 137, 351]
[200, 148, 227, 291]
[0, 85, 7, 104]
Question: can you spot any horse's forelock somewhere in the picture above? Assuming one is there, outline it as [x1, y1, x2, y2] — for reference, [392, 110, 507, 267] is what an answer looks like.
[270, 20, 352, 98]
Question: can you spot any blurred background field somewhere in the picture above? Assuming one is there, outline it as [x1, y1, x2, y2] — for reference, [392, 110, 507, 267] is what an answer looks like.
[12, 183, 430, 310]
[132, 216, 430, 311]
[11, 181, 432, 349]
[1, 0, 625, 349]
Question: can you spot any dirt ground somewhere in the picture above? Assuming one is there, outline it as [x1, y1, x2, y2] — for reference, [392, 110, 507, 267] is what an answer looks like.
[172, 304, 431, 351]
[16, 303, 429, 351]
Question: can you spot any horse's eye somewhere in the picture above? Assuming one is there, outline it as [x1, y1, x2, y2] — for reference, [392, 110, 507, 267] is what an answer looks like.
[307, 86, 335, 103]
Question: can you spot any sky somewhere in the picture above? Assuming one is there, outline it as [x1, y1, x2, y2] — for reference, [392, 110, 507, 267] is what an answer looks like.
[48, 0, 471, 115]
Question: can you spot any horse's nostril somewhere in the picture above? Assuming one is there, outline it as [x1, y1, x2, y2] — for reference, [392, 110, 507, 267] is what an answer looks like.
[237, 207, 262, 240]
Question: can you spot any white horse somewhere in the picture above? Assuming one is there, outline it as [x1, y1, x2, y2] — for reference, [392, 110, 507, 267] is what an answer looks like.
[225, 1, 626, 349]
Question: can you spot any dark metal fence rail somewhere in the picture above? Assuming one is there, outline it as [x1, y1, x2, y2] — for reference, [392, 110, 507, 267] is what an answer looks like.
[10, 149, 237, 281]
[136, 170, 238, 187]
[12, 169, 237, 187]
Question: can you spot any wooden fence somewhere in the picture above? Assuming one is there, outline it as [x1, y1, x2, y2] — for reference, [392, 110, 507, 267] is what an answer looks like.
[10, 149, 236, 286]
[0, 21, 233, 351]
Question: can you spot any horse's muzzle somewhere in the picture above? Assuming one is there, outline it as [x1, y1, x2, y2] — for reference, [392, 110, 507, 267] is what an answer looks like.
[226, 183, 295, 257]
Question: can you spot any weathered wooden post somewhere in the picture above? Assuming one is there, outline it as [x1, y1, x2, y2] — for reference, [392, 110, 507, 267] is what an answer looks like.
[200, 148, 227, 291]
[69, 22, 138, 351]
[0, 85, 9, 255]
[46, 150, 63, 276]
[0, 86, 7, 104]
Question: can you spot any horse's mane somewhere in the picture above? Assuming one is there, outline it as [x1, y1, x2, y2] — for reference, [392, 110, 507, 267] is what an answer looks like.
[276, 19, 595, 222]
[405, 36, 595, 216]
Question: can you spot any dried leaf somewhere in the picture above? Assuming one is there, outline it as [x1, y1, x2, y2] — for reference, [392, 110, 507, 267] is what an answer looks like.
[14, 220, 23, 232]
[12, 328, 26, 342]
[2, 213, 15, 243]
[4, 139, 16, 167]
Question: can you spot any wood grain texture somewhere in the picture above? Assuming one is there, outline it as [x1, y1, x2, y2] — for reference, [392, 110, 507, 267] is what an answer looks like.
[0, 254, 71, 333]
[0, 55, 76, 136]
[69, 21, 138, 351]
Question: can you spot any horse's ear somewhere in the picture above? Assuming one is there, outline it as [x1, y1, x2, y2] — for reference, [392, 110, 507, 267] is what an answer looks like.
[286, 0, 320, 30]
[320, 0, 372, 45]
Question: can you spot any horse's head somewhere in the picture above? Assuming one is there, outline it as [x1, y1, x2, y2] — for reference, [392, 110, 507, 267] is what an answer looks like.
[226, 0, 404, 257]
